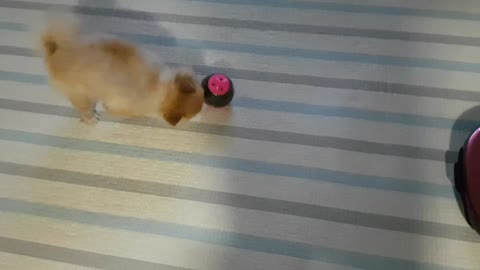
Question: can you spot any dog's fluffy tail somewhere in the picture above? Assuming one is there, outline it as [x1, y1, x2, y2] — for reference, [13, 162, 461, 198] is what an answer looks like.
[36, 9, 79, 56]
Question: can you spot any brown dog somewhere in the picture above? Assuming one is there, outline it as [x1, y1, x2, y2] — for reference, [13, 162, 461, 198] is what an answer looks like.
[39, 21, 203, 126]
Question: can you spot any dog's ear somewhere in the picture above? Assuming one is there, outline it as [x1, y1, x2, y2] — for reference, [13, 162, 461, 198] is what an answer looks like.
[174, 73, 197, 94]
[163, 111, 183, 126]
[161, 71, 202, 126]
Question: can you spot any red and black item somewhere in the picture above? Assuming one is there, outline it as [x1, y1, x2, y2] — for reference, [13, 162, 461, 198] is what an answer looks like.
[202, 73, 234, 108]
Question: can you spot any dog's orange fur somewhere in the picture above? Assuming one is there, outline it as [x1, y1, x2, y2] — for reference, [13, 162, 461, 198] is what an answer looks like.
[40, 22, 203, 126]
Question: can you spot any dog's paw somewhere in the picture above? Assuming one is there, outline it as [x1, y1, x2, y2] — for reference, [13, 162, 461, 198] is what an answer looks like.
[80, 111, 99, 125]
[80, 117, 98, 125]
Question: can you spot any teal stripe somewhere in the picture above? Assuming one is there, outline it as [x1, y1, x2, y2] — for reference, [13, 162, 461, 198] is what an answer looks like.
[0, 21, 27, 31]
[189, 0, 480, 21]
[4, 20, 480, 73]
[0, 128, 453, 198]
[234, 97, 478, 131]
[0, 70, 47, 84]
[0, 198, 464, 270]
[0, 70, 477, 132]
[0, 18, 480, 73]
[122, 33, 480, 73]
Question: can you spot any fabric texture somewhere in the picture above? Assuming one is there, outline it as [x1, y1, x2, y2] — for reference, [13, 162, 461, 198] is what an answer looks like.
[0, 0, 479, 269]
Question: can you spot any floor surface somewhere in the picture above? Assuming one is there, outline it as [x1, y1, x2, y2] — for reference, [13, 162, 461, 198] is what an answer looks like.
[0, 0, 480, 269]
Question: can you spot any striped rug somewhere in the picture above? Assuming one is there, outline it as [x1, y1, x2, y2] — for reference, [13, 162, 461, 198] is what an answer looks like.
[1, 0, 480, 269]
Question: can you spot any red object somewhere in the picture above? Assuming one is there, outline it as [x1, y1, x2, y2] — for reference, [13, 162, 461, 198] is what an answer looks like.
[455, 128, 480, 233]
[208, 74, 231, 96]
[202, 73, 234, 107]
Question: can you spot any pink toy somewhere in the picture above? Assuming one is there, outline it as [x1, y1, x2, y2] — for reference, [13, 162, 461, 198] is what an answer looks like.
[202, 73, 234, 107]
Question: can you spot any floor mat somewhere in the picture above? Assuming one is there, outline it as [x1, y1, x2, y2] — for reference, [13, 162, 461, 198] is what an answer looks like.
[0, 0, 479, 269]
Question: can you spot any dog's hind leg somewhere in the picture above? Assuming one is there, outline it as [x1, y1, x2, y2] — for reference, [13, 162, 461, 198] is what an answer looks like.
[68, 95, 98, 124]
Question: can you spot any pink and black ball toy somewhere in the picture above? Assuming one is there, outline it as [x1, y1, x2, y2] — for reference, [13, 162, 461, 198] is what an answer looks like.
[455, 128, 480, 234]
[202, 73, 234, 107]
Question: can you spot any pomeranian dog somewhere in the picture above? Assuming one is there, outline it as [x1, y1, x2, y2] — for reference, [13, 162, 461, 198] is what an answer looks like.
[39, 18, 203, 126]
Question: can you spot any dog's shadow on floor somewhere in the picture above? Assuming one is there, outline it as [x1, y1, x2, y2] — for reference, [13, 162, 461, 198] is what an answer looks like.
[76, 0, 173, 41]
